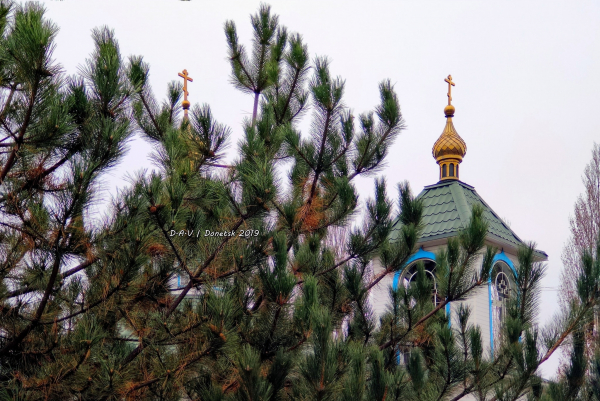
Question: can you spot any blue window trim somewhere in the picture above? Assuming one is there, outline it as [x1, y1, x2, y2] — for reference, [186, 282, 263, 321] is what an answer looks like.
[488, 281, 494, 355]
[392, 248, 436, 291]
[489, 251, 516, 276]
[393, 248, 451, 364]
[392, 248, 450, 325]
[488, 251, 516, 358]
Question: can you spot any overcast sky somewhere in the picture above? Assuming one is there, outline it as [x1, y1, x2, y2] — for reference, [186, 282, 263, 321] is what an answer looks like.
[42, 0, 600, 379]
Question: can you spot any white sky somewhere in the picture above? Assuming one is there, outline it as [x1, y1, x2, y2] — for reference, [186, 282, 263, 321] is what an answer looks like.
[42, 0, 600, 379]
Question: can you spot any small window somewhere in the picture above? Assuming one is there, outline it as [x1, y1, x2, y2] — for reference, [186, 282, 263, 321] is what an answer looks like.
[456, 164, 459, 177]
[397, 259, 438, 365]
[449, 163, 455, 177]
[397, 347, 411, 365]
[491, 261, 514, 350]
[402, 260, 439, 306]
[442, 164, 447, 178]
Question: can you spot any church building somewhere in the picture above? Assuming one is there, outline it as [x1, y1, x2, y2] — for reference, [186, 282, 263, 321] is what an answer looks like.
[371, 75, 548, 356]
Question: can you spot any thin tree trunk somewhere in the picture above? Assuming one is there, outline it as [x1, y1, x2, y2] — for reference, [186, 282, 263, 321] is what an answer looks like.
[252, 91, 260, 125]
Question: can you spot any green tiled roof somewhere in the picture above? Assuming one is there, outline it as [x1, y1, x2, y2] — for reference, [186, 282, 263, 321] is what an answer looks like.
[392, 180, 547, 258]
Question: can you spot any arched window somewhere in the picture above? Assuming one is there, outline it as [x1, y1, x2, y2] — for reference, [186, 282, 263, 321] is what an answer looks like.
[442, 164, 447, 178]
[491, 261, 513, 349]
[401, 259, 440, 306]
[395, 256, 438, 365]
[449, 163, 455, 177]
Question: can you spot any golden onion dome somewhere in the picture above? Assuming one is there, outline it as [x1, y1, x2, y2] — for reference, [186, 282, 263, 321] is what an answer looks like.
[432, 116, 467, 161]
[433, 75, 466, 181]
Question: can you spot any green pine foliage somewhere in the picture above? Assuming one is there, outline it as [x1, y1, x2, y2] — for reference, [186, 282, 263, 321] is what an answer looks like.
[541, 238, 600, 401]
[0, 0, 136, 397]
[1, 2, 600, 400]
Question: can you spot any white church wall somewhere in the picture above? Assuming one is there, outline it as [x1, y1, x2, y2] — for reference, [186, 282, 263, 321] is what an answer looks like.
[371, 244, 522, 357]
[369, 257, 395, 324]
[453, 253, 492, 352]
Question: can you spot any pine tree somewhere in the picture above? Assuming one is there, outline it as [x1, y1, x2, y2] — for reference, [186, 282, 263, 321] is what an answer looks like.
[0, 1, 137, 398]
[540, 235, 600, 401]
[536, 143, 600, 401]
[1, 3, 599, 400]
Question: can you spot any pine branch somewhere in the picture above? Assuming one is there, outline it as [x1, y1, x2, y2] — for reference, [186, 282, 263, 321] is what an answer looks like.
[539, 299, 595, 365]
[120, 214, 254, 368]
[20, 342, 93, 392]
[206, 163, 233, 168]
[294, 255, 353, 286]
[311, 108, 333, 188]
[154, 214, 195, 280]
[349, 123, 393, 180]
[0, 220, 47, 244]
[379, 275, 488, 351]
[39, 283, 123, 325]
[1, 165, 106, 354]
[290, 143, 315, 169]
[139, 92, 162, 137]
[262, 303, 284, 356]
[0, 151, 77, 202]
[233, 56, 256, 91]
[165, 215, 248, 316]
[277, 64, 302, 125]
[0, 84, 17, 124]
[1, 121, 16, 141]
[0, 77, 40, 183]
[5, 257, 98, 299]
[125, 348, 213, 395]
[365, 256, 408, 292]
[109, 93, 130, 115]
[0, 250, 62, 355]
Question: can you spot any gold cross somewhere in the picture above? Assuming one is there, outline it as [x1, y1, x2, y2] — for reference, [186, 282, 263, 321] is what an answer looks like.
[444, 75, 455, 105]
[178, 69, 193, 103]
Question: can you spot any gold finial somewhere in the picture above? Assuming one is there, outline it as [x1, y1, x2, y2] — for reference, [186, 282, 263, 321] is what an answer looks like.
[178, 69, 193, 118]
[432, 74, 466, 181]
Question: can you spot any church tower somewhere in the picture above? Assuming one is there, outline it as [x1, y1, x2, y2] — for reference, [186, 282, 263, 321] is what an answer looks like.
[432, 75, 467, 181]
[370, 75, 547, 357]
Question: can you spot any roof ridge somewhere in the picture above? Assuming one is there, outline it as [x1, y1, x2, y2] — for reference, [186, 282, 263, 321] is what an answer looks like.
[423, 180, 475, 190]
[395, 180, 547, 259]
[449, 182, 471, 226]
[464, 186, 525, 246]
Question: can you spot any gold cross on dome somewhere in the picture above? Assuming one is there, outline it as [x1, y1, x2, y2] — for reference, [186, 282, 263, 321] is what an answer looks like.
[444, 75, 455, 105]
[178, 69, 193, 102]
